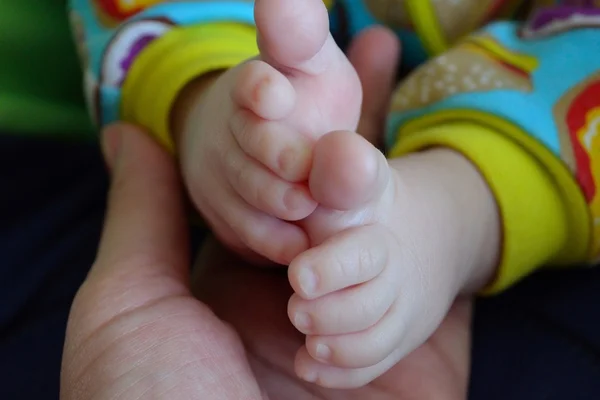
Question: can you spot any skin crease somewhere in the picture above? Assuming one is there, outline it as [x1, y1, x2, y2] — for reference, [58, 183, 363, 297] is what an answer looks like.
[61, 28, 481, 398]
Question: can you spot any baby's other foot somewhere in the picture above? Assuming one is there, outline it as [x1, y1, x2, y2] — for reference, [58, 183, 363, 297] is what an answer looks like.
[231, 0, 362, 186]
[217, 0, 355, 224]
[254, 0, 361, 137]
[287, 132, 500, 388]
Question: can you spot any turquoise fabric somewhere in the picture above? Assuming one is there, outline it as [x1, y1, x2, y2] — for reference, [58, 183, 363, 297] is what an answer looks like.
[70, 0, 255, 126]
[386, 22, 600, 159]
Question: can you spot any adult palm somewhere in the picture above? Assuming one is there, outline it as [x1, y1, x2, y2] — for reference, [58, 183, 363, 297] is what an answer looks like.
[60, 124, 471, 400]
[195, 238, 472, 400]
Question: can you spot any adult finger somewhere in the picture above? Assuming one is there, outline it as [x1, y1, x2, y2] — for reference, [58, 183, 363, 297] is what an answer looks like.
[93, 123, 190, 282]
[347, 26, 400, 147]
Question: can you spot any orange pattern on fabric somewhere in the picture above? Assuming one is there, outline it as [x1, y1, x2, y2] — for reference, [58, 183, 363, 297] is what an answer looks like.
[566, 80, 600, 259]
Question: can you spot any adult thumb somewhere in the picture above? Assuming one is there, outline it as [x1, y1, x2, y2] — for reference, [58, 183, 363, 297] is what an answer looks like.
[95, 123, 189, 278]
[347, 26, 400, 148]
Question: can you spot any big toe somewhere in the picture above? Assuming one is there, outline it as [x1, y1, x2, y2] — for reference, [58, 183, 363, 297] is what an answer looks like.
[255, 0, 332, 75]
[309, 130, 390, 210]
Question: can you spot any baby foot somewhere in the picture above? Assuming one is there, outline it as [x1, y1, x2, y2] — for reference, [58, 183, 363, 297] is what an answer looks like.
[228, 0, 362, 212]
[179, 0, 361, 265]
[287, 131, 500, 388]
[231, 0, 361, 193]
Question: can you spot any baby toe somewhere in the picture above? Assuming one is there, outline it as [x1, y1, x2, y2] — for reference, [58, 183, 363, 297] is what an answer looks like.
[229, 110, 313, 182]
[288, 225, 389, 299]
[288, 273, 394, 336]
[224, 137, 316, 221]
[294, 345, 403, 389]
[232, 60, 295, 120]
[305, 301, 406, 369]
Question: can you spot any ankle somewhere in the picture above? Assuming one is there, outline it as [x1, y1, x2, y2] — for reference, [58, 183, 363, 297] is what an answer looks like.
[390, 148, 501, 294]
[426, 149, 501, 293]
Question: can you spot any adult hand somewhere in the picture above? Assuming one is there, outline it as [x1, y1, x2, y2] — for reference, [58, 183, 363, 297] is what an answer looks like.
[61, 122, 264, 399]
[194, 236, 472, 399]
[60, 123, 470, 397]
[347, 26, 400, 148]
[61, 27, 472, 399]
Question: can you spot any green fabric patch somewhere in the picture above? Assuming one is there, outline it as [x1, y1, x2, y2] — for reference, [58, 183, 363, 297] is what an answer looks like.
[0, 0, 95, 138]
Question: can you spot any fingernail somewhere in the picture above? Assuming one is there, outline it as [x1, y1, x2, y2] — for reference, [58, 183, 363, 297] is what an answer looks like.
[284, 187, 314, 212]
[315, 344, 332, 362]
[298, 268, 318, 296]
[101, 124, 123, 168]
[294, 312, 312, 332]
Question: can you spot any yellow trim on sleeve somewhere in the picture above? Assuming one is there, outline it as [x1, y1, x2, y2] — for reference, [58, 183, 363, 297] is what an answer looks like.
[404, 0, 448, 55]
[389, 119, 591, 293]
[463, 36, 539, 74]
[121, 23, 259, 152]
[391, 111, 592, 266]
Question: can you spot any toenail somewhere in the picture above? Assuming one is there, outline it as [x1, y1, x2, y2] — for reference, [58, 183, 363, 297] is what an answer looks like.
[277, 148, 297, 175]
[302, 368, 318, 383]
[252, 76, 271, 104]
[294, 312, 312, 332]
[315, 344, 332, 362]
[298, 268, 318, 296]
[284, 187, 311, 211]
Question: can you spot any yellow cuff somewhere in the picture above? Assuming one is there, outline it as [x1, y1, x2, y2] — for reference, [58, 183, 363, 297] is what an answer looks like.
[389, 122, 589, 293]
[121, 23, 259, 152]
[403, 0, 523, 56]
[405, 0, 449, 55]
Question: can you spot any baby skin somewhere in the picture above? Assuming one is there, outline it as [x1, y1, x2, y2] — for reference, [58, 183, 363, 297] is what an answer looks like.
[177, 0, 502, 389]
